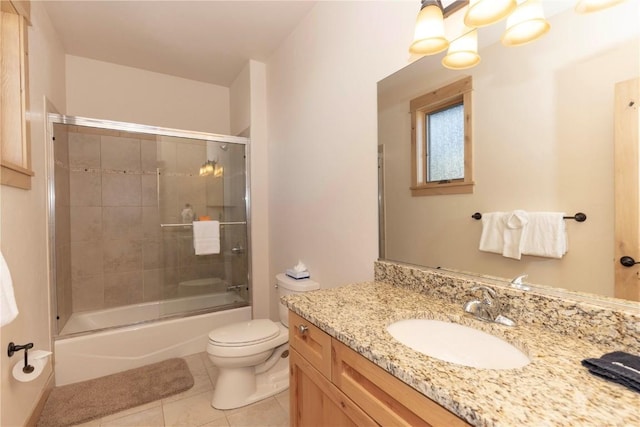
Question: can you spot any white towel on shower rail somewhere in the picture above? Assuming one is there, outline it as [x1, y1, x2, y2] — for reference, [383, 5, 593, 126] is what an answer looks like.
[0, 251, 19, 327]
[193, 220, 220, 255]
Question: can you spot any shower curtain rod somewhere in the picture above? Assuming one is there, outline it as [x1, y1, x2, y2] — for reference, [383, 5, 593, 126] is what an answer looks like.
[161, 222, 247, 228]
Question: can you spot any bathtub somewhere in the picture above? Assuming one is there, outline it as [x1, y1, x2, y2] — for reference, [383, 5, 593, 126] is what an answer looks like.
[59, 291, 245, 335]
[54, 294, 251, 386]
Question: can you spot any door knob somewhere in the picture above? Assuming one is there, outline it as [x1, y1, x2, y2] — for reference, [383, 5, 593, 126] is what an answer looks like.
[620, 256, 640, 267]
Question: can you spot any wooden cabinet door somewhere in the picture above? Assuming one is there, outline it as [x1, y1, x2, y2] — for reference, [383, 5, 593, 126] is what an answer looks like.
[290, 348, 377, 427]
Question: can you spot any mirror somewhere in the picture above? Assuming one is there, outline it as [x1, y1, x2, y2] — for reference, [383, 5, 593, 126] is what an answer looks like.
[378, 2, 639, 300]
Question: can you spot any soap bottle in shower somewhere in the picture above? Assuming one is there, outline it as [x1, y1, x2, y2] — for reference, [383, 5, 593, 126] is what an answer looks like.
[181, 204, 194, 223]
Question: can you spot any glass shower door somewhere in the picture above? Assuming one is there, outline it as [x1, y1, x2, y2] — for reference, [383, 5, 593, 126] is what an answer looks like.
[157, 136, 249, 317]
[48, 114, 250, 336]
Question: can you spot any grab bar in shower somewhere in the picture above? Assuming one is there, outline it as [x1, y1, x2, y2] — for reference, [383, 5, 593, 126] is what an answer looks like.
[160, 221, 247, 228]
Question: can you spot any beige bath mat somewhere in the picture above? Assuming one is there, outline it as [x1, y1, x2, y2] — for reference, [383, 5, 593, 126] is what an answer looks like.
[37, 358, 194, 427]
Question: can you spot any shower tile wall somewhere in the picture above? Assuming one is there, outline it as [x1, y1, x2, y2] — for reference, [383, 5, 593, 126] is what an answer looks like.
[68, 128, 159, 311]
[66, 128, 239, 314]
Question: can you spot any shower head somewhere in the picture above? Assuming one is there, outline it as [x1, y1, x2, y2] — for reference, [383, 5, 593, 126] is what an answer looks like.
[220, 143, 228, 151]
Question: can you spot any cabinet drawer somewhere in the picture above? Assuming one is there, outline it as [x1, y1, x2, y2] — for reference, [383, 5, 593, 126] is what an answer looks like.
[289, 311, 332, 378]
[332, 339, 471, 427]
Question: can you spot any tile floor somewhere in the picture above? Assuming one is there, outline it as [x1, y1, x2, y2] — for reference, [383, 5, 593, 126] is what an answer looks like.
[73, 352, 289, 427]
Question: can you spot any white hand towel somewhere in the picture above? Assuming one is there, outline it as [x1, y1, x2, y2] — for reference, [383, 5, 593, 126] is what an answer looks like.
[521, 212, 567, 259]
[479, 212, 507, 255]
[502, 210, 529, 260]
[193, 220, 220, 255]
[0, 251, 19, 327]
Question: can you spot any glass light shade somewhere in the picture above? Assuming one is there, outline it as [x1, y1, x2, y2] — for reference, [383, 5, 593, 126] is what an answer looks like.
[409, 4, 449, 55]
[464, 0, 517, 27]
[501, 0, 550, 47]
[442, 29, 480, 70]
[575, 0, 627, 13]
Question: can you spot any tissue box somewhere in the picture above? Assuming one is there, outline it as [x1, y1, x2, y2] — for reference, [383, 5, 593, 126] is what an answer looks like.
[286, 269, 310, 280]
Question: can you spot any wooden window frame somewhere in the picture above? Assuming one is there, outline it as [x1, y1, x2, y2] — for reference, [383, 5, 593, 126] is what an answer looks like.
[410, 76, 473, 196]
[1, 1, 32, 190]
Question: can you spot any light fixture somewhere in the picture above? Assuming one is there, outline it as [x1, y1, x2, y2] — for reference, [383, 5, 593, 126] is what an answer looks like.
[442, 28, 480, 69]
[199, 160, 222, 177]
[575, 0, 627, 13]
[501, 0, 550, 47]
[409, 0, 620, 69]
[464, 0, 517, 27]
[409, 0, 449, 55]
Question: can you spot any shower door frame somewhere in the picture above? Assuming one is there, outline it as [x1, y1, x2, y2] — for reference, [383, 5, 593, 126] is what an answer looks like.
[45, 113, 252, 336]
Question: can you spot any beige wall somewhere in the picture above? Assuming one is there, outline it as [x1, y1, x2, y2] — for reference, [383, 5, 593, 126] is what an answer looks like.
[0, 2, 66, 426]
[266, 1, 416, 290]
[230, 63, 251, 136]
[380, 4, 640, 296]
[229, 60, 272, 319]
[65, 55, 231, 134]
[247, 61, 271, 320]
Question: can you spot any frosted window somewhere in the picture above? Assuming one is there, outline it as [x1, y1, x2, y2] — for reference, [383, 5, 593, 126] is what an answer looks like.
[426, 104, 464, 182]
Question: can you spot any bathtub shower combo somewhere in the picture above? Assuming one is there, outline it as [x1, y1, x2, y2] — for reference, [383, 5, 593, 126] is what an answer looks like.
[47, 115, 252, 385]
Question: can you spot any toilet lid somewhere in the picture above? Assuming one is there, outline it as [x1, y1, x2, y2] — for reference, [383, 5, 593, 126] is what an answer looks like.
[208, 319, 280, 347]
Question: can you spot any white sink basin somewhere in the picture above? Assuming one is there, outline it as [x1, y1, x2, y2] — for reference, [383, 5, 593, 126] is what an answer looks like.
[387, 319, 530, 370]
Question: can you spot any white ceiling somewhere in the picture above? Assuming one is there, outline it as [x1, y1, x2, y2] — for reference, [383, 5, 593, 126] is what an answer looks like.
[43, 0, 318, 87]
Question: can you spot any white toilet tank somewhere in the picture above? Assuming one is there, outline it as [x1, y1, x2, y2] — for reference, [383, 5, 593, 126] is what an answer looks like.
[276, 273, 319, 327]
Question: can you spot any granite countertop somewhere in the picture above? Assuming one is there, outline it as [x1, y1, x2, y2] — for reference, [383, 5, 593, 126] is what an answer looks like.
[282, 281, 640, 427]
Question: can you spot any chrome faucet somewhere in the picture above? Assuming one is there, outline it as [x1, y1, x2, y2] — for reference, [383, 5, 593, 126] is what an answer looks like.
[463, 285, 516, 327]
[510, 274, 530, 291]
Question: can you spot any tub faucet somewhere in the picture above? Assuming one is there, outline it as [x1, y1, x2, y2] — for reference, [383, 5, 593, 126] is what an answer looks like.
[463, 285, 516, 327]
[227, 284, 244, 292]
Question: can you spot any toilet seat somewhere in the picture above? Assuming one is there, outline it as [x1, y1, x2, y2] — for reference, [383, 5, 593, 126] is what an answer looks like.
[209, 319, 280, 347]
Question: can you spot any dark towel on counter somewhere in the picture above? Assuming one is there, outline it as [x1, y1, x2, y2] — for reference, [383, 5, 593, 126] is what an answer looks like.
[582, 351, 640, 393]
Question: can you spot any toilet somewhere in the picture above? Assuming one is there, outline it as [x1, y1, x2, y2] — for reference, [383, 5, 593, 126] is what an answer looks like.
[207, 273, 319, 409]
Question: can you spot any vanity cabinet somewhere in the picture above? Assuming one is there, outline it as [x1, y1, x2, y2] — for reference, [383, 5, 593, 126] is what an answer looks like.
[289, 311, 470, 427]
[289, 311, 375, 426]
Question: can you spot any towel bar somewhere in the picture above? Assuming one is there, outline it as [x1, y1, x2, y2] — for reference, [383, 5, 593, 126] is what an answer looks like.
[471, 212, 587, 222]
[161, 221, 246, 228]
